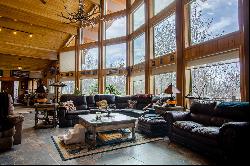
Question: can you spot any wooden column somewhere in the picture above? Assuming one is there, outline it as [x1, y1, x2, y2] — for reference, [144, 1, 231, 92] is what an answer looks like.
[75, 28, 80, 90]
[98, 0, 105, 94]
[144, 0, 153, 94]
[176, 0, 186, 106]
[239, 0, 249, 101]
[126, 0, 132, 95]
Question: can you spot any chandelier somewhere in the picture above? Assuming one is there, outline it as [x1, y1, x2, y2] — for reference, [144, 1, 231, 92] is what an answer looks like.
[60, 0, 103, 27]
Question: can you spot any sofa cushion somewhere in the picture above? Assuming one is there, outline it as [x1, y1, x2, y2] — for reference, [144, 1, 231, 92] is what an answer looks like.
[190, 102, 217, 115]
[214, 102, 250, 121]
[190, 113, 212, 126]
[116, 103, 128, 109]
[76, 105, 88, 110]
[94, 95, 116, 105]
[115, 96, 132, 103]
[210, 117, 233, 127]
[173, 121, 203, 132]
[60, 95, 87, 106]
[190, 127, 220, 146]
[86, 96, 95, 107]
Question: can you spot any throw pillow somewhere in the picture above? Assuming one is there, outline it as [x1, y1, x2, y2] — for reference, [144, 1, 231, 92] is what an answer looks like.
[62, 100, 76, 111]
[127, 100, 137, 109]
[96, 100, 108, 109]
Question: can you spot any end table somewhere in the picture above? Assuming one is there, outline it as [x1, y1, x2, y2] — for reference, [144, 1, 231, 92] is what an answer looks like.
[34, 103, 59, 128]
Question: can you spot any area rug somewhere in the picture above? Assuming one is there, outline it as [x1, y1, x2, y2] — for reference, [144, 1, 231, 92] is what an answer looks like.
[51, 133, 164, 161]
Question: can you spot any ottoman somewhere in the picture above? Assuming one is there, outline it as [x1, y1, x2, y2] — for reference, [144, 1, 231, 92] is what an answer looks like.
[138, 114, 168, 137]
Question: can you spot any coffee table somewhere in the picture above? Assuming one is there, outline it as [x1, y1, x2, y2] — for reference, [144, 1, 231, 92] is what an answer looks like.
[78, 113, 136, 148]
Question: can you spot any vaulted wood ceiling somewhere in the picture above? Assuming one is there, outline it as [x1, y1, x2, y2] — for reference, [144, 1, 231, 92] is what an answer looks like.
[0, 0, 99, 71]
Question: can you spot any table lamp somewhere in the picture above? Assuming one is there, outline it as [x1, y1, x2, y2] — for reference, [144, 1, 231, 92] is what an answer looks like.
[164, 83, 181, 107]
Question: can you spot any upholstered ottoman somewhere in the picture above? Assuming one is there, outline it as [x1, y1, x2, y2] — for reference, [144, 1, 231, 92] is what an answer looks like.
[138, 114, 168, 137]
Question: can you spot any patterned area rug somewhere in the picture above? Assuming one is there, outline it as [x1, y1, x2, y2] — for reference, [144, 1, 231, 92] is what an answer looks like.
[51, 133, 164, 161]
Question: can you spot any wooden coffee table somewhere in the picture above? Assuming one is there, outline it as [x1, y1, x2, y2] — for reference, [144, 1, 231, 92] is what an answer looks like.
[78, 113, 137, 148]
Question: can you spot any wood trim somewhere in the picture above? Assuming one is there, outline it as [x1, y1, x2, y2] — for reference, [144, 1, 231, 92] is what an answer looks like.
[240, 0, 249, 101]
[126, 0, 132, 95]
[185, 32, 242, 61]
[129, 0, 144, 13]
[176, 0, 185, 106]
[149, 2, 176, 28]
[98, 0, 105, 94]
[103, 36, 127, 46]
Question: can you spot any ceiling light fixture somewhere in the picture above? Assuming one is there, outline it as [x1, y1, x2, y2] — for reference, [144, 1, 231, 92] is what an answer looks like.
[0, 28, 2, 32]
[18, 66, 22, 70]
[13, 31, 17, 35]
[29, 34, 33, 38]
[60, 0, 103, 27]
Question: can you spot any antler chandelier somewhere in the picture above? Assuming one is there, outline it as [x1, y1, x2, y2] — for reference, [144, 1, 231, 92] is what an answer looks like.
[60, 0, 103, 27]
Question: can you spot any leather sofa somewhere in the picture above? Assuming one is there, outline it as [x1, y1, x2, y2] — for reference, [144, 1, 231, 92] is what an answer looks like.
[0, 92, 24, 151]
[58, 94, 153, 127]
[164, 101, 250, 162]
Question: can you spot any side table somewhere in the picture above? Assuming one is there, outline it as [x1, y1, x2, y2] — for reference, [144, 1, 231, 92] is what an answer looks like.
[34, 103, 58, 128]
[154, 106, 185, 116]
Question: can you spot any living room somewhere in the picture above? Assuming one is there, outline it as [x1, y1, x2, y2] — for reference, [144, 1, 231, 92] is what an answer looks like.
[0, 0, 249, 165]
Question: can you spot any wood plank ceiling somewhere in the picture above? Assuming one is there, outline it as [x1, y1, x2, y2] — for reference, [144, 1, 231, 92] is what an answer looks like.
[0, 0, 98, 71]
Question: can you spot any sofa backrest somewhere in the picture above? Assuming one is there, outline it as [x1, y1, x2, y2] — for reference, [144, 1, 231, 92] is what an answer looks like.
[0, 93, 14, 131]
[189, 101, 250, 127]
[60, 95, 88, 110]
[94, 94, 116, 105]
[115, 96, 132, 109]
[131, 94, 153, 110]
[189, 102, 217, 126]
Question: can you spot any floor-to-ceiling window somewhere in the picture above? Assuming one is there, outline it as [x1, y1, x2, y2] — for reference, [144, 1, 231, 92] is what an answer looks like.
[190, 0, 239, 45]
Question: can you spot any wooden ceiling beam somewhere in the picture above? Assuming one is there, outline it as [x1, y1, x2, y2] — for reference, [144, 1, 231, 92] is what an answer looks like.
[0, 41, 57, 60]
[0, 4, 77, 35]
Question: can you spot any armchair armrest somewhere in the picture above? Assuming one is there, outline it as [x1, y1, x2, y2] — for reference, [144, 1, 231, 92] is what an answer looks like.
[57, 106, 67, 119]
[163, 111, 190, 134]
[219, 122, 250, 156]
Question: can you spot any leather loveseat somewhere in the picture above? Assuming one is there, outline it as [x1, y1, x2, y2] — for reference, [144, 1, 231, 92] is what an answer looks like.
[58, 94, 153, 127]
[164, 101, 250, 162]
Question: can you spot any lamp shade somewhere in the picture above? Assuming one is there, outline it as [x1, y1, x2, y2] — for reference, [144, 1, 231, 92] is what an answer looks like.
[164, 84, 181, 94]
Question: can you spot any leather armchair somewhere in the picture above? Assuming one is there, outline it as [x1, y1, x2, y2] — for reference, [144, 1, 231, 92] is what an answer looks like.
[0, 92, 24, 151]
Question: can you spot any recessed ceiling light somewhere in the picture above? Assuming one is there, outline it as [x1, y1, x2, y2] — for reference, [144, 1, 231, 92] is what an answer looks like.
[13, 31, 17, 35]
[0, 28, 2, 32]
[14, 19, 17, 21]
[29, 34, 33, 38]
[18, 66, 22, 70]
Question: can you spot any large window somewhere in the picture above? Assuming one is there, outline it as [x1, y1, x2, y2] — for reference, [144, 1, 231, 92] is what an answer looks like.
[190, 59, 241, 101]
[154, 0, 175, 15]
[133, 75, 145, 95]
[105, 17, 126, 40]
[81, 48, 98, 70]
[61, 81, 75, 94]
[105, 0, 126, 15]
[81, 79, 98, 95]
[154, 14, 176, 57]
[106, 76, 126, 95]
[190, 0, 239, 45]
[133, 34, 145, 65]
[132, 3, 145, 31]
[154, 72, 176, 95]
[106, 43, 126, 69]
